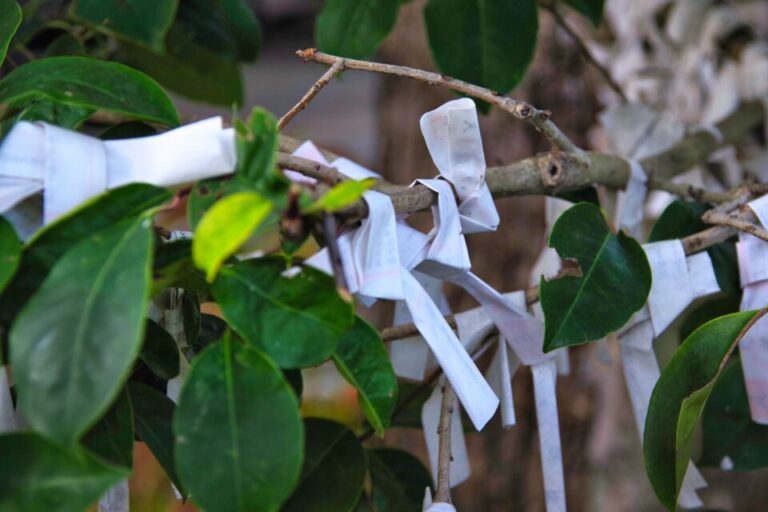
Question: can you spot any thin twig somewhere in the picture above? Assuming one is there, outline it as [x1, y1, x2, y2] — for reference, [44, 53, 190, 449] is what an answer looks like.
[702, 209, 768, 242]
[276, 153, 346, 185]
[543, 3, 628, 102]
[646, 177, 742, 204]
[278, 60, 344, 129]
[296, 48, 587, 160]
[435, 383, 456, 504]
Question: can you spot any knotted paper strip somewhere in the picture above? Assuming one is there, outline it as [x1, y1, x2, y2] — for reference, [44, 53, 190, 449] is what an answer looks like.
[618, 241, 720, 508]
[737, 194, 768, 424]
[0, 118, 236, 226]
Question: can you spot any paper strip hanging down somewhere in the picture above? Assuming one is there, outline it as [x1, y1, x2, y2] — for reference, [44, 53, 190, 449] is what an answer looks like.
[0, 118, 236, 225]
[737, 194, 768, 424]
[301, 153, 498, 432]
[98, 479, 129, 512]
[617, 241, 720, 508]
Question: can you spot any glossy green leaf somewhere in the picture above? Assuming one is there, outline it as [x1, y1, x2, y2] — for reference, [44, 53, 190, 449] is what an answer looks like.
[187, 177, 241, 229]
[174, 337, 303, 512]
[315, 0, 399, 59]
[187, 313, 227, 359]
[128, 381, 185, 493]
[141, 320, 181, 381]
[0, 432, 127, 511]
[700, 358, 768, 471]
[193, 191, 273, 282]
[72, 0, 178, 50]
[368, 448, 434, 512]
[541, 202, 651, 351]
[649, 200, 739, 295]
[283, 418, 366, 512]
[236, 108, 288, 204]
[333, 317, 397, 435]
[0, 0, 21, 66]
[562, 0, 604, 26]
[118, 24, 243, 106]
[644, 310, 765, 509]
[304, 178, 376, 213]
[0, 216, 21, 293]
[680, 295, 741, 341]
[424, 0, 538, 95]
[10, 215, 153, 444]
[82, 387, 134, 468]
[175, 0, 260, 62]
[2, 98, 93, 131]
[212, 258, 353, 368]
[0, 57, 179, 126]
[152, 237, 209, 297]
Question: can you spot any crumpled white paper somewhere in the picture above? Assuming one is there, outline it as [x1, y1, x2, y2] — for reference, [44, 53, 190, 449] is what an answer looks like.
[737, 195, 768, 424]
[0, 118, 236, 227]
[618, 240, 720, 508]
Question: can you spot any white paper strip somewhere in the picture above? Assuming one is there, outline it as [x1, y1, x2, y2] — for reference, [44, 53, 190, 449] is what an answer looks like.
[98, 479, 129, 512]
[0, 118, 236, 225]
[614, 160, 648, 238]
[532, 359, 566, 512]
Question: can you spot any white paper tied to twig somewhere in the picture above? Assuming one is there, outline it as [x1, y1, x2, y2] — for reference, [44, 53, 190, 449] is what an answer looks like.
[419, 98, 499, 234]
[0, 118, 236, 227]
[301, 146, 499, 431]
[735, 195, 768, 425]
[618, 241, 719, 508]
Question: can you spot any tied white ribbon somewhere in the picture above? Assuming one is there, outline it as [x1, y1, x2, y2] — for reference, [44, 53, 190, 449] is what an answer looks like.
[618, 240, 720, 508]
[737, 194, 768, 425]
[0, 118, 236, 227]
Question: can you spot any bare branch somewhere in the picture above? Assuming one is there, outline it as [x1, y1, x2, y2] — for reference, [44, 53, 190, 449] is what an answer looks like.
[703, 209, 768, 242]
[278, 60, 344, 129]
[435, 383, 456, 504]
[276, 153, 346, 185]
[296, 48, 586, 159]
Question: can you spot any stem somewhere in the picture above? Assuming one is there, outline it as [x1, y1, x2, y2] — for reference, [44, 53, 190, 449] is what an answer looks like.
[435, 383, 456, 504]
[322, 213, 352, 303]
[276, 154, 346, 185]
[296, 48, 586, 159]
[278, 60, 344, 129]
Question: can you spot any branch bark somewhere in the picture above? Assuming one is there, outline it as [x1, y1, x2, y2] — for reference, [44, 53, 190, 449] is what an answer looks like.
[435, 383, 457, 504]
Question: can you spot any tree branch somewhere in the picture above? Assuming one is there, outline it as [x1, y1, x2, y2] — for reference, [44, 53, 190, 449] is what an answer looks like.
[296, 48, 586, 159]
[276, 154, 346, 186]
[702, 208, 768, 242]
[435, 383, 456, 504]
[278, 60, 344, 129]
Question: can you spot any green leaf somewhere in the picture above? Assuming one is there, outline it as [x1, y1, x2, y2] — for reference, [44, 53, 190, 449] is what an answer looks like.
[315, 0, 400, 59]
[141, 320, 181, 381]
[0, 0, 21, 66]
[541, 202, 651, 351]
[700, 357, 768, 471]
[0, 56, 179, 126]
[212, 258, 354, 368]
[368, 448, 434, 512]
[10, 215, 154, 444]
[304, 178, 376, 213]
[118, 24, 243, 106]
[71, 0, 178, 51]
[128, 381, 185, 493]
[175, 0, 261, 62]
[424, 0, 538, 95]
[187, 313, 227, 359]
[236, 108, 288, 203]
[0, 432, 127, 510]
[1, 98, 93, 132]
[193, 191, 273, 282]
[152, 237, 209, 297]
[82, 387, 134, 468]
[644, 310, 766, 509]
[561, 0, 604, 26]
[680, 295, 741, 341]
[174, 336, 303, 512]
[649, 200, 739, 295]
[333, 317, 397, 435]
[0, 216, 21, 293]
[282, 418, 366, 512]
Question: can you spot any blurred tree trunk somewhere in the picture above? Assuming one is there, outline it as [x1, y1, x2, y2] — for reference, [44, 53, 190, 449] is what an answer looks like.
[373, 2, 649, 510]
